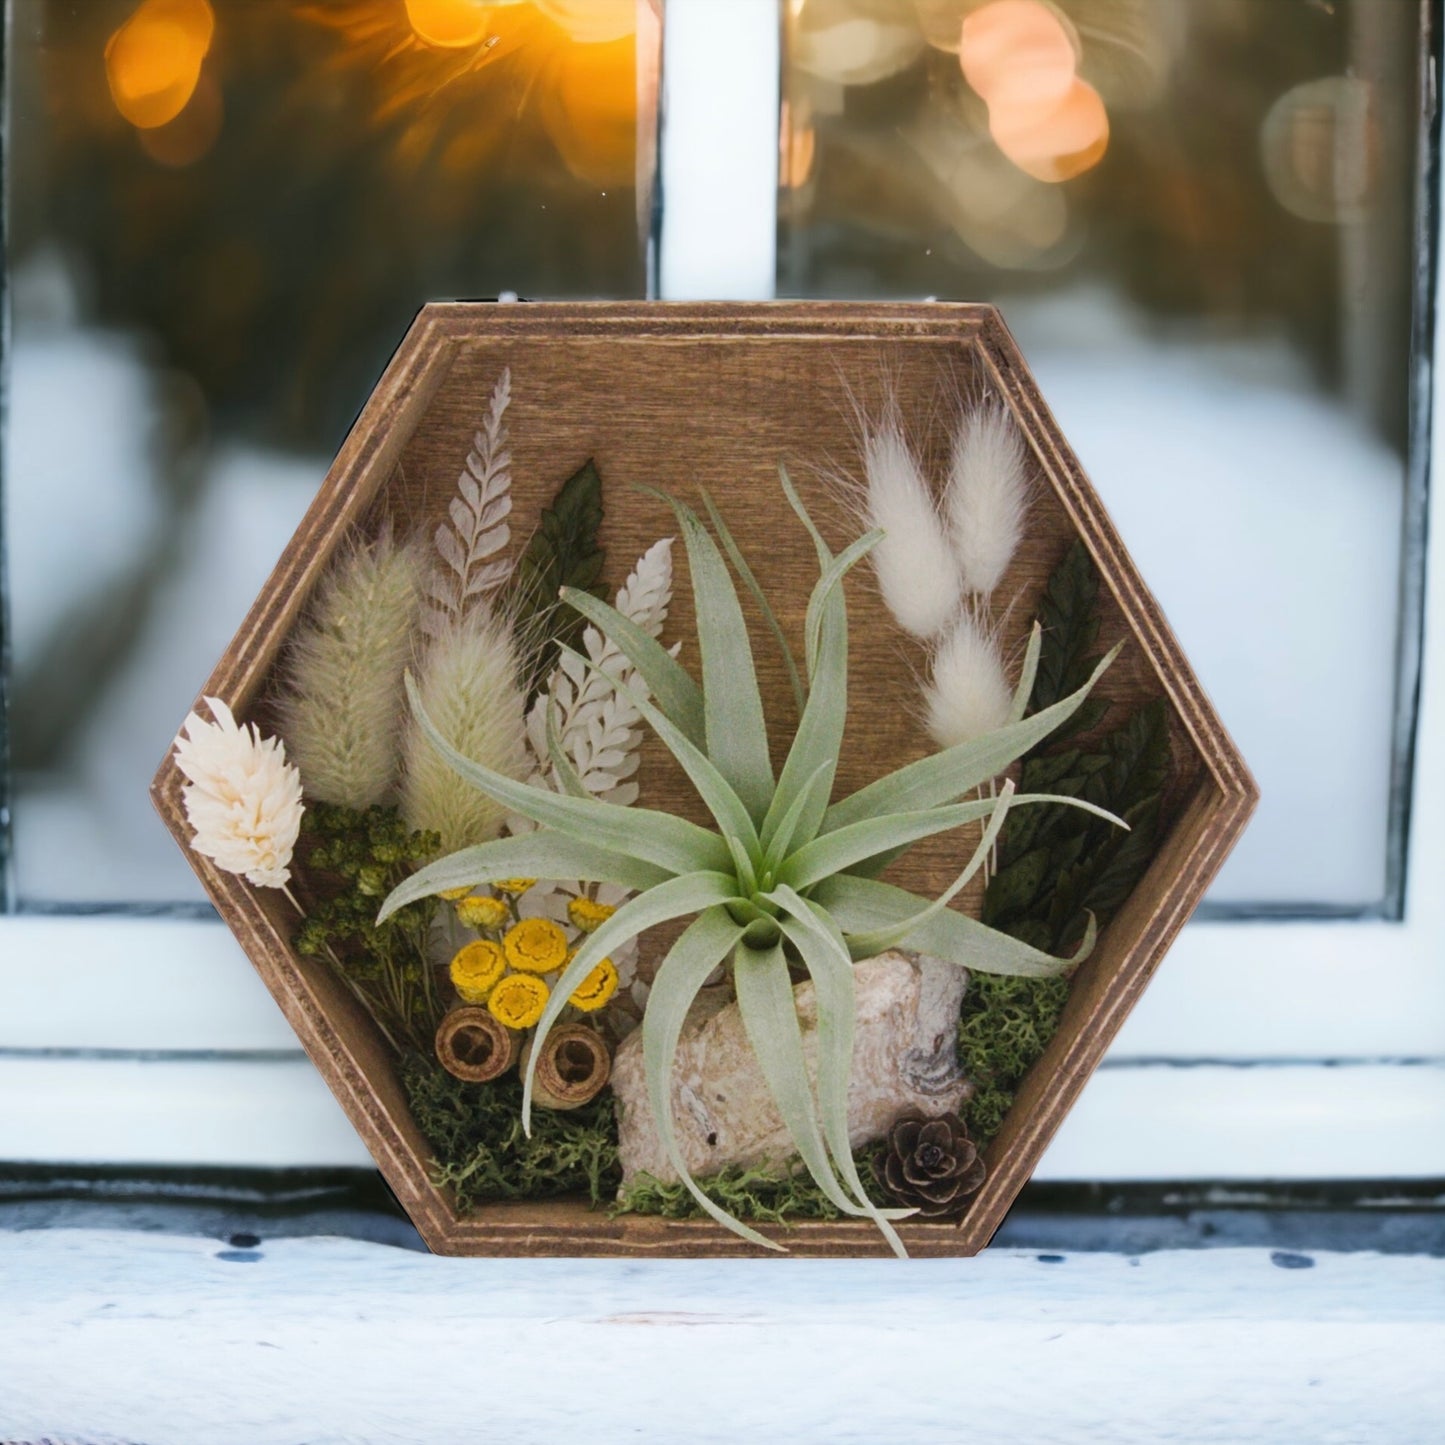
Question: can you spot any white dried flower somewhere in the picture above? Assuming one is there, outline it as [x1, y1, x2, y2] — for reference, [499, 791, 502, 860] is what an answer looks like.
[173, 697, 304, 889]
[946, 402, 1029, 597]
[924, 610, 1012, 750]
[401, 607, 529, 854]
[276, 527, 425, 809]
[863, 415, 962, 640]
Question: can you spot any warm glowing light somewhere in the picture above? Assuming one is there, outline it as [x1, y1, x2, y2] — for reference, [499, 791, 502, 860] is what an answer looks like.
[404, 0, 519, 50]
[105, 0, 215, 130]
[959, 0, 1077, 120]
[535, 0, 637, 45]
[136, 69, 223, 166]
[991, 76, 1109, 183]
[538, 31, 636, 186]
[779, 99, 817, 190]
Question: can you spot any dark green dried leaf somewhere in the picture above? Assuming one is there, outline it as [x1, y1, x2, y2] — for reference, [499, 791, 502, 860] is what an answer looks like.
[509, 458, 607, 698]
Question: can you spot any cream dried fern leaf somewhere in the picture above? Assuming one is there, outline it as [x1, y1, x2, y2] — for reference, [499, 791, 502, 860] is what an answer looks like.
[276, 527, 425, 809]
[424, 367, 515, 636]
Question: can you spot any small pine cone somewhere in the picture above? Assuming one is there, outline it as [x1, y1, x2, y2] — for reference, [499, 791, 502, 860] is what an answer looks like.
[882, 1111, 986, 1218]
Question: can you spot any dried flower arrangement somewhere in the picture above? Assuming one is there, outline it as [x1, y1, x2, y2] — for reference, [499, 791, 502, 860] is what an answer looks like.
[158, 304, 1255, 1257]
[169, 364, 1144, 1257]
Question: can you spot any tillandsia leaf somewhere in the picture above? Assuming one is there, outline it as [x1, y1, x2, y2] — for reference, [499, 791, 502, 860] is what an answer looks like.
[1009, 623, 1044, 726]
[641, 907, 771, 1248]
[832, 782, 1017, 958]
[769, 889, 913, 1255]
[725, 834, 759, 896]
[544, 688, 590, 800]
[778, 463, 831, 567]
[783, 791, 1125, 890]
[763, 760, 835, 873]
[731, 936, 884, 1229]
[510, 459, 607, 699]
[555, 643, 761, 858]
[378, 832, 671, 920]
[522, 870, 744, 1129]
[759, 495, 854, 857]
[803, 530, 883, 682]
[699, 486, 806, 717]
[641, 485, 775, 821]
[558, 586, 705, 747]
[824, 644, 1122, 833]
[813, 872, 1095, 977]
[405, 672, 730, 875]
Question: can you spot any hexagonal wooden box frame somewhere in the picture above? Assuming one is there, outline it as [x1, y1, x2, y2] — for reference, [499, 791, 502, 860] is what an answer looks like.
[152, 302, 1256, 1256]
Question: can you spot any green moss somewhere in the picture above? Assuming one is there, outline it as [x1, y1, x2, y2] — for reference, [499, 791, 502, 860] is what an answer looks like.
[956, 973, 1071, 1145]
[615, 1150, 886, 1227]
[399, 1054, 621, 1214]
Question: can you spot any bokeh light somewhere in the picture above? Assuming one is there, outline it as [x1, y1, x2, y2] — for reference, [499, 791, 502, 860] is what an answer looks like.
[404, 0, 524, 50]
[992, 75, 1108, 183]
[535, 0, 637, 45]
[105, 0, 215, 130]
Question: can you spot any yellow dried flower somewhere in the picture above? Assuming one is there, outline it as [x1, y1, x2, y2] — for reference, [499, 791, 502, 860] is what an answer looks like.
[488, 972, 549, 1030]
[438, 886, 472, 901]
[455, 894, 509, 931]
[449, 940, 506, 1003]
[569, 957, 618, 1013]
[502, 917, 569, 974]
[567, 897, 616, 934]
[493, 878, 537, 895]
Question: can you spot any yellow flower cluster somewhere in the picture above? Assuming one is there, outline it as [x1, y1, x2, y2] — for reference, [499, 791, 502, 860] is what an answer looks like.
[443, 879, 624, 1035]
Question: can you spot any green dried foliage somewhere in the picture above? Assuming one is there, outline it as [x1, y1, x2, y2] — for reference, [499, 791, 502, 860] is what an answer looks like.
[968, 542, 1173, 1142]
[401, 1054, 620, 1213]
[293, 804, 444, 1054]
[509, 458, 607, 698]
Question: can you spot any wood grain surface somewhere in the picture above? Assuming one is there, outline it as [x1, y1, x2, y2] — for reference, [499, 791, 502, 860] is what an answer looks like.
[152, 302, 1257, 1256]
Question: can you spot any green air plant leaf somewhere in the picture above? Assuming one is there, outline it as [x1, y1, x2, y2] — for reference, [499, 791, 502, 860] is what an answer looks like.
[385, 474, 1122, 1254]
[510, 458, 607, 699]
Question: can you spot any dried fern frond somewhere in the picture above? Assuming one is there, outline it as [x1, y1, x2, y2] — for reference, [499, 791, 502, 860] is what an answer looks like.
[401, 607, 529, 853]
[863, 412, 962, 640]
[276, 526, 425, 809]
[424, 367, 515, 635]
[946, 401, 1029, 598]
[924, 607, 1013, 750]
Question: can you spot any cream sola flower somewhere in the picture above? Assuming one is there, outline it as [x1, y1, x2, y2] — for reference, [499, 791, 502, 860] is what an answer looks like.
[381, 471, 1123, 1255]
[173, 697, 304, 889]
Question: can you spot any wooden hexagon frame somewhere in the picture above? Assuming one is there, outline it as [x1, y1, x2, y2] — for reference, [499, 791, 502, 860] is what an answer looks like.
[152, 302, 1256, 1256]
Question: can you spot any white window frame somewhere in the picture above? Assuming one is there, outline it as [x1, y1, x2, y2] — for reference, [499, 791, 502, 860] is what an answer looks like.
[1, 0, 1442, 1176]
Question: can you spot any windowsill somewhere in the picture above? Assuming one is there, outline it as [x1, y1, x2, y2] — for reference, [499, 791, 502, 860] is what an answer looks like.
[3, 1194, 1441, 1443]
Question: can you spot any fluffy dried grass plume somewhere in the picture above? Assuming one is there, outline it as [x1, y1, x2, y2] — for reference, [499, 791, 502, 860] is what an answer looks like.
[924, 609, 1012, 750]
[401, 607, 529, 853]
[862, 413, 963, 640]
[947, 401, 1029, 597]
[174, 697, 304, 890]
[276, 528, 425, 810]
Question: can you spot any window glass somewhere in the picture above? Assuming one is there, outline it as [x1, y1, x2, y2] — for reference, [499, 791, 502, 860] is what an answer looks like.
[780, 0, 1429, 912]
[4, 0, 659, 906]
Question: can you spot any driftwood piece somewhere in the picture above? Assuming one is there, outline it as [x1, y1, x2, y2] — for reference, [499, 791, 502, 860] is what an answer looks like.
[610, 951, 974, 1186]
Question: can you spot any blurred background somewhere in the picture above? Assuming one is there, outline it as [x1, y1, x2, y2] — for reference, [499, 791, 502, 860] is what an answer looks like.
[1, 0, 1432, 918]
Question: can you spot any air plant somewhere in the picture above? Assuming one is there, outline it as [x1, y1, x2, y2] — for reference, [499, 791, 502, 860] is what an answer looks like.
[381, 472, 1120, 1255]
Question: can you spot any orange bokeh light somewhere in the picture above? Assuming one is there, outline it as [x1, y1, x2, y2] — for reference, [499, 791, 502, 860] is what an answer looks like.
[535, 0, 636, 45]
[105, 0, 215, 130]
[991, 76, 1109, 182]
[960, 0, 1077, 118]
[538, 29, 636, 186]
[403, 0, 512, 50]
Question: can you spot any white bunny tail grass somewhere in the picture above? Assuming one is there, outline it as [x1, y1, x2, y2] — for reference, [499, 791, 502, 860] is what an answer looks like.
[276, 527, 426, 810]
[863, 413, 963, 641]
[946, 401, 1029, 597]
[924, 609, 1013, 751]
[401, 607, 529, 853]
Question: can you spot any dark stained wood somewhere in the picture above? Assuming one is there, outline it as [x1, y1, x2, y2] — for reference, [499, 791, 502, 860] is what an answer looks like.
[152, 302, 1257, 1257]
